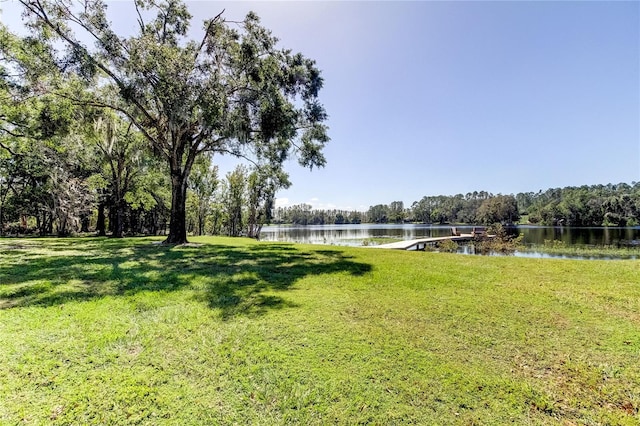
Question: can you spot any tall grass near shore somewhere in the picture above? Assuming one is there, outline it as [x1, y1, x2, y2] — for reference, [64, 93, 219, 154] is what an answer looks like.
[1, 237, 639, 424]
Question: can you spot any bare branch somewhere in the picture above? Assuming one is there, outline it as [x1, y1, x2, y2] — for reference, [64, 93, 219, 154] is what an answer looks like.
[212, 147, 260, 169]
[194, 134, 226, 155]
[193, 10, 224, 65]
[134, 1, 146, 34]
[160, 10, 167, 43]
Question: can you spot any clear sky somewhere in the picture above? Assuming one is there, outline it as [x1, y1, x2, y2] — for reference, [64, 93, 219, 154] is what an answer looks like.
[2, 1, 639, 211]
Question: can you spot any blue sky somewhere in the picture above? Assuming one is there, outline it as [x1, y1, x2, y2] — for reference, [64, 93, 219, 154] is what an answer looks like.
[2, 1, 639, 211]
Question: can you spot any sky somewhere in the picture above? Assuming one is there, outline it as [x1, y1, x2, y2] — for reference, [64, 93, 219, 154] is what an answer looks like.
[1, 1, 639, 211]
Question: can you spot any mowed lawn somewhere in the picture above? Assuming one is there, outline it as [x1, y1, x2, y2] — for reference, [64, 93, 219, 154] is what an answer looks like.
[0, 237, 638, 425]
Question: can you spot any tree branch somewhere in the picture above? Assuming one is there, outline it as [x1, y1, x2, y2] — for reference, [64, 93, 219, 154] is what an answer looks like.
[0, 138, 23, 156]
[54, 90, 168, 160]
[0, 127, 28, 139]
[134, 1, 146, 34]
[19, 0, 158, 130]
[194, 133, 226, 155]
[193, 10, 224, 65]
[214, 147, 260, 169]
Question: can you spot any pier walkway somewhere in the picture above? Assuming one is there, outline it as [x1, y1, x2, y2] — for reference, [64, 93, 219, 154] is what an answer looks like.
[373, 233, 494, 250]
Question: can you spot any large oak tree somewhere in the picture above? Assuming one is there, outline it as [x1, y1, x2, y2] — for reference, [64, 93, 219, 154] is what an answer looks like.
[20, 0, 329, 243]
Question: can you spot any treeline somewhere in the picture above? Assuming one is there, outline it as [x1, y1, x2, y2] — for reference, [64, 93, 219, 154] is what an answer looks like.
[519, 183, 640, 226]
[269, 195, 518, 226]
[0, 142, 277, 238]
[0, 100, 277, 238]
[272, 205, 363, 225]
[266, 196, 516, 227]
[274, 183, 640, 227]
[3, 142, 637, 235]
[368, 194, 520, 225]
[372, 183, 640, 226]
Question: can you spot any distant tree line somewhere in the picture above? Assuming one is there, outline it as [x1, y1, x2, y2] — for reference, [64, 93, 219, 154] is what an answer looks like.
[367, 194, 520, 225]
[272, 183, 639, 227]
[518, 183, 640, 227]
[271, 205, 363, 225]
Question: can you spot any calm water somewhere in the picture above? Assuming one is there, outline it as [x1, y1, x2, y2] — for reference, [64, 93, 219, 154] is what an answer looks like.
[260, 224, 640, 246]
[259, 224, 640, 259]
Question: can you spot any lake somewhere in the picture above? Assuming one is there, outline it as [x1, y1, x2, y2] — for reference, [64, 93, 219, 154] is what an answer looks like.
[259, 224, 640, 258]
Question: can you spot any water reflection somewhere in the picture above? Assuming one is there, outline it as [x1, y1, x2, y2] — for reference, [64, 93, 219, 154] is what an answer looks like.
[456, 244, 639, 260]
[260, 224, 640, 259]
[260, 224, 640, 247]
[262, 224, 458, 246]
[512, 225, 640, 246]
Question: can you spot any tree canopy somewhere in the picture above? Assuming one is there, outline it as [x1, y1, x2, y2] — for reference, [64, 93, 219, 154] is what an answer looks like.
[18, 0, 329, 243]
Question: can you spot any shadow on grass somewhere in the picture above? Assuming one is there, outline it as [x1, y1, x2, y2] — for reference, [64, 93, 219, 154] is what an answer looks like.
[0, 238, 372, 318]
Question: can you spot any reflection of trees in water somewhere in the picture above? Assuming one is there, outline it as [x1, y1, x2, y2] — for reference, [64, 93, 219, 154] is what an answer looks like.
[260, 224, 640, 247]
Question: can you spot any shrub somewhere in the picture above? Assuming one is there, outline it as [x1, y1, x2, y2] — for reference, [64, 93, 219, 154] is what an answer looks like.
[475, 224, 524, 254]
[438, 239, 459, 253]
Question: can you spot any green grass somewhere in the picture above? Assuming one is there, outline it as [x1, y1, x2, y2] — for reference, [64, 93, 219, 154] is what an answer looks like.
[1, 236, 639, 425]
[361, 237, 404, 246]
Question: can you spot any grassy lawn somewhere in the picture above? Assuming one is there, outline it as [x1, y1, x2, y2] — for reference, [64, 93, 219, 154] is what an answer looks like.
[1, 237, 639, 425]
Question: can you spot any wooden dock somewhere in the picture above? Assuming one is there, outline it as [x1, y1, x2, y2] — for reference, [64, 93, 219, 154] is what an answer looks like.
[373, 234, 494, 250]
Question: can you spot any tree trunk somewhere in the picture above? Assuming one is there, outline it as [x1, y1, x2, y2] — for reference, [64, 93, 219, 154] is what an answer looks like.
[164, 172, 189, 244]
[198, 203, 205, 236]
[96, 202, 106, 236]
[46, 212, 53, 235]
[130, 209, 140, 235]
[111, 199, 124, 238]
[80, 216, 90, 233]
[148, 211, 157, 235]
[211, 213, 219, 235]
